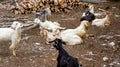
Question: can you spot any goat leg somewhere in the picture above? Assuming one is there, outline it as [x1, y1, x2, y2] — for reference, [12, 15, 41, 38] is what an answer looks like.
[13, 48, 16, 56]
[40, 29, 47, 38]
[9, 44, 16, 56]
[82, 34, 89, 38]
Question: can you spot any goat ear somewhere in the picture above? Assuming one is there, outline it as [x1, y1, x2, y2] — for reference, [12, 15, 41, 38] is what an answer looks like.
[62, 41, 66, 45]
[48, 40, 54, 43]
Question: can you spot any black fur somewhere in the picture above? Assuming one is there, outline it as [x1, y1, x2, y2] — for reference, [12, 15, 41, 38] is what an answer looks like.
[35, 8, 51, 20]
[80, 11, 95, 22]
[49, 38, 82, 67]
[35, 10, 46, 18]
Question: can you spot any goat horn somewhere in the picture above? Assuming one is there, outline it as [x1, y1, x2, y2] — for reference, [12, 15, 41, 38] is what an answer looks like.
[62, 41, 66, 45]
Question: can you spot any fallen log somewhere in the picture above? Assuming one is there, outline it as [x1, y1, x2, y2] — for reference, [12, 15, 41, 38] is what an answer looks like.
[22, 23, 39, 31]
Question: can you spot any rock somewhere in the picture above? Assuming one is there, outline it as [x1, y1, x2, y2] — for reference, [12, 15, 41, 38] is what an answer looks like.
[115, 14, 120, 18]
[103, 56, 109, 61]
[86, 51, 94, 55]
[35, 42, 41, 46]
[0, 3, 5, 9]
[98, 35, 113, 40]
[108, 42, 115, 46]
[103, 65, 107, 67]
[52, 58, 56, 61]
[101, 43, 107, 46]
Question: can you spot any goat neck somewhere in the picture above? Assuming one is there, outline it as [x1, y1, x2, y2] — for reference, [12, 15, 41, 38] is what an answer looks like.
[34, 18, 42, 24]
[104, 13, 111, 25]
[55, 41, 69, 56]
[35, 18, 45, 28]
[74, 21, 89, 36]
[11, 22, 23, 37]
[15, 30, 21, 40]
[39, 21, 44, 26]
[13, 26, 22, 41]
[59, 47, 69, 56]
[105, 12, 110, 20]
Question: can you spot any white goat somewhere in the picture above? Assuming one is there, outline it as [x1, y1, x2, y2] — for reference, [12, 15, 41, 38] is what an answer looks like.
[60, 21, 90, 45]
[92, 11, 111, 27]
[0, 21, 23, 56]
[34, 18, 65, 36]
[45, 30, 60, 44]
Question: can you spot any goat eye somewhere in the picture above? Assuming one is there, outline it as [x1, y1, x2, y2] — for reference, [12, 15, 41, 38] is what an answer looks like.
[55, 41, 58, 44]
[53, 44, 57, 47]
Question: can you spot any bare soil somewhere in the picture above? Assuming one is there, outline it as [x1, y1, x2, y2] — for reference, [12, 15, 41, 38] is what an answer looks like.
[0, 2, 120, 67]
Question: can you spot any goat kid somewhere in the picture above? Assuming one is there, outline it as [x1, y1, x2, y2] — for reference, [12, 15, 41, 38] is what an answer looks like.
[92, 11, 111, 27]
[49, 38, 82, 67]
[0, 21, 23, 56]
[39, 28, 60, 44]
[34, 18, 65, 36]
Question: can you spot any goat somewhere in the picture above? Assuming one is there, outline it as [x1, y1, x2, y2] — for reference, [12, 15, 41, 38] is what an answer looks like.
[34, 18, 65, 36]
[92, 11, 111, 27]
[35, 7, 51, 21]
[60, 20, 90, 45]
[44, 29, 63, 44]
[80, 10, 95, 22]
[49, 38, 82, 67]
[0, 21, 23, 56]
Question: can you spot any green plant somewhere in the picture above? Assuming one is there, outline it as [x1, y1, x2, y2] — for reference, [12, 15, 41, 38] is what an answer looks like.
[0, 0, 4, 2]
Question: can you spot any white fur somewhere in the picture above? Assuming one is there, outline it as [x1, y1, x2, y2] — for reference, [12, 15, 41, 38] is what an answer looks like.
[60, 21, 89, 45]
[82, 12, 86, 17]
[61, 33, 83, 45]
[39, 29, 60, 44]
[45, 31, 59, 44]
[92, 11, 110, 27]
[34, 18, 65, 33]
[0, 21, 23, 56]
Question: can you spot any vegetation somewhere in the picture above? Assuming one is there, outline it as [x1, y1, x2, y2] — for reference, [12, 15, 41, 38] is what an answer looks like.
[0, 0, 4, 2]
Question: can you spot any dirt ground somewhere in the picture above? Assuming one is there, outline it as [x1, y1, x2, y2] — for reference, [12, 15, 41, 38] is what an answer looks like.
[0, 1, 120, 67]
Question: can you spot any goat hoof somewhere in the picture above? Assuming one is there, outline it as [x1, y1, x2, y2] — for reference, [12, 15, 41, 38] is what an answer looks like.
[13, 54, 16, 56]
[89, 34, 94, 37]
[13, 52, 16, 56]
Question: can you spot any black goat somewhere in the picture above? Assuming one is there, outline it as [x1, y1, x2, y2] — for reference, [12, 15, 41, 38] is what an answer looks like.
[49, 38, 82, 67]
[80, 11, 95, 22]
